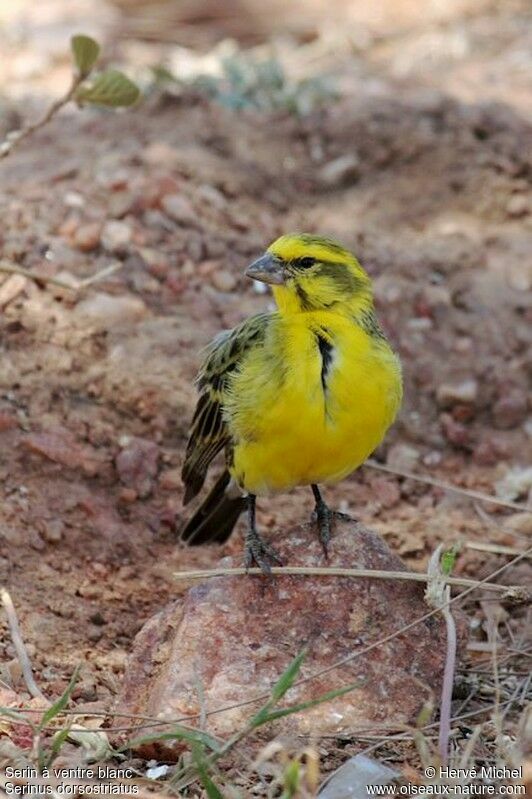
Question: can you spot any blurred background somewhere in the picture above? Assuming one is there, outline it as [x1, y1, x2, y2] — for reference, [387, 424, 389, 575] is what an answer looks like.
[0, 0, 530, 775]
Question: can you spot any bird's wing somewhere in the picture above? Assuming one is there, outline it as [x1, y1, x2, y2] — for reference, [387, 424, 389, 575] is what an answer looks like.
[181, 312, 270, 504]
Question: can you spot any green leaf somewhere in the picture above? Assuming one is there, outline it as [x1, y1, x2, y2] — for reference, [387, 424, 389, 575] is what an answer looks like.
[249, 648, 307, 728]
[40, 667, 80, 729]
[123, 726, 222, 753]
[71, 35, 100, 77]
[192, 744, 225, 799]
[254, 682, 361, 727]
[441, 544, 460, 576]
[45, 727, 71, 767]
[282, 760, 300, 796]
[76, 69, 140, 108]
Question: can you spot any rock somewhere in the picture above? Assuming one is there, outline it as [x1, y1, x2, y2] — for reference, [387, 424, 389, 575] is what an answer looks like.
[142, 142, 180, 168]
[386, 443, 420, 472]
[159, 468, 182, 490]
[115, 437, 159, 499]
[114, 520, 463, 759]
[74, 293, 147, 330]
[211, 268, 237, 292]
[0, 274, 27, 308]
[73, 222, 101, 252]
[101, 220, 132, 254]
[505, 513, 532, 536]
[22, 430, 102, 476]
[440, 413, 472, 448]
[506, 194, 529, 218]
[318, 154, 360, 186]
[492, 389, 528, 430]
[40, 519, 64, 543]
[160, 194, 196, 227]
[436, 379, 478, 408]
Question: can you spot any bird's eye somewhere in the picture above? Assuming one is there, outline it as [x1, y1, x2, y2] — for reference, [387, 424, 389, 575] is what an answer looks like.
[297, 256, 315, 269]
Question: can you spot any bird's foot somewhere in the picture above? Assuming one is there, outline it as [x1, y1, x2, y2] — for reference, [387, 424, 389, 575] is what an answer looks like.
[313, 500, 334, 559]
[244, 528, 283, 576]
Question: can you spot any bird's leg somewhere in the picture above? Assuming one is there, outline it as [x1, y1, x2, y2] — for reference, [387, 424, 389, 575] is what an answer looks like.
[244, 494, 282, 575]
[311, 484, 334, 558]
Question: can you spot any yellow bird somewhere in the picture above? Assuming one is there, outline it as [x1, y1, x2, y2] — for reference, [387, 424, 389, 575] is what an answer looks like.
[181, 234, 402, 572]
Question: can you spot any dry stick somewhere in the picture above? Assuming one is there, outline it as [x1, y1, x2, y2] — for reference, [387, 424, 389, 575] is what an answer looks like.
[173, 565, 522, 596]
[364, 459, 532, 513]
[466, 542, 531, 558]
[0, 588, 48, 703]
[0, 74, 83, 160]
[438, 592, 457, 765]
[0, 260, 123, 293]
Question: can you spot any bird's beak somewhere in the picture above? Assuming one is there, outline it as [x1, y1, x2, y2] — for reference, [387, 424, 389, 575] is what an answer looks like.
[245, 253, 285, 285]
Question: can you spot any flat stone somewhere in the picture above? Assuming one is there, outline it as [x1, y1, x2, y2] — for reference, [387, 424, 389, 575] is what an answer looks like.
[114, 519, 464, 760]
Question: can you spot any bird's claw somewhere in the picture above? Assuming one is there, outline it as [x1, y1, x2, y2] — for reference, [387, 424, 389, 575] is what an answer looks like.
[244, 530, 282, 575]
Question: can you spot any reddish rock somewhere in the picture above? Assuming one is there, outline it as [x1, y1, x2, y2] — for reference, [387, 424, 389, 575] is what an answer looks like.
[492, 389, 528, 429]
[114, 520, 465, 760]
[440, 413, 472, 448]
[73, 222, 101, 252]
[22, 430, 103, 476]
[115, 437, 159, 498]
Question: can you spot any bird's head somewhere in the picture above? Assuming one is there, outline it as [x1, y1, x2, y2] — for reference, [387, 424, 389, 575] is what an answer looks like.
[246, 233, 373, 315]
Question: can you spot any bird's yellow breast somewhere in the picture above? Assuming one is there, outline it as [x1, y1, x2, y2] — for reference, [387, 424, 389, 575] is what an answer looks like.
[224, 311, 402, 495]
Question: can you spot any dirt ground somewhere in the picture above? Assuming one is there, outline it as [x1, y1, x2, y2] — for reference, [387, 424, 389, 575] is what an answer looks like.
[0, 0, 530, 787]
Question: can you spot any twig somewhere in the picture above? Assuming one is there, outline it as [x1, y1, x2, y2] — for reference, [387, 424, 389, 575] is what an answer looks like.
[0, 260, 123, 293]
[173, 565, 521, 595]
[1, 588, 48, 703]
[0, 75, 83, 160]
[364, 459, 532, 513]
[466, 542, 531, 558]
[438, 594, 456, 765]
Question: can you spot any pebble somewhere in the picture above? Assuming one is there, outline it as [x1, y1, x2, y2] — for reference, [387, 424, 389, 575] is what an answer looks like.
[101, 220, 132, 254]
[41, 519, 64, 543]
[436, 378, 478, 408]
[492, 389, 528, 429]
[386, 443, 420, 472]
[440, 413, 471, 448]
[73, 222, 101, 252]
[506, 194, 529, 218]
[161, 194, 196, 226]
[211, 269, 237, 292]
[318, 153, 360, 186]
[74, 293, 147, 329]
[142, 141, 180, 168]
[159, 468, 182, 490]
[0, 274, 28, 308]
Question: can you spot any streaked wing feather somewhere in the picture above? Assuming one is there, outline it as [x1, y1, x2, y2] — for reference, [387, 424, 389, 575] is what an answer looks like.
[182, 313, 270, 504]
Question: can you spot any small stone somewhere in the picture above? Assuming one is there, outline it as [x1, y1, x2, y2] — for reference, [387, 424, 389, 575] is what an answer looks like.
[386, 443, 420, 472]
[440, 413, 472, 448]
[73, 222, 101, 252]
[101, 220, 132, 254]
[159, 468, 182, 490]
[142, 142, 180, 168]
[139, 248, 170, 279]
[115, 437, 159, 499]
[492, 389, 528, 429]
[210, 269, 237, 292]
[0, 411, 18, 432]
[160, 194, 196, 227]
[41, 519, 64, 543]
[318, 154, 360, 186]
[74, 294, 147, 330]
[0, 274, 27, 308]
[505, 513, 532, 536]
[436, 379, 478, 408]
[506, 194, 529, 218]
[108, 191, 136, 219]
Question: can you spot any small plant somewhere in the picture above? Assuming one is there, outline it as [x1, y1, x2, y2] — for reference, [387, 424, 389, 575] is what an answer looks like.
[0, 34, 140, 160]
[151, 49, 337, 115]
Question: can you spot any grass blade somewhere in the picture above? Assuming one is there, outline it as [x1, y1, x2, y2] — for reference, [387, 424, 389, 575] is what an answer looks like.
[40, 667, 80, 729]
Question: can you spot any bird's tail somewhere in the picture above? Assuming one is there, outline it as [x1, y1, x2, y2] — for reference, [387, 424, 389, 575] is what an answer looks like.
[180, 470, 246, 545]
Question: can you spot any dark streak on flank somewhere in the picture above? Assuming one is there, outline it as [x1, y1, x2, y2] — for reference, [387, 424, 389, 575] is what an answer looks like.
[316, 332, 333, 391]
